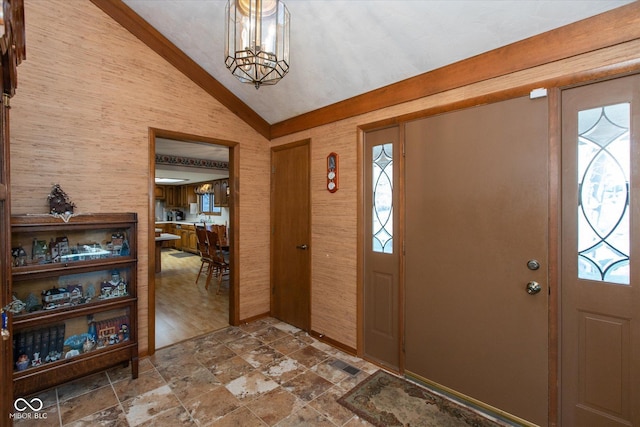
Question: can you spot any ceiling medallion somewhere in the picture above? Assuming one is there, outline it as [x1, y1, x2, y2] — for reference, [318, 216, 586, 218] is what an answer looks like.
[225, 0, 290, 89]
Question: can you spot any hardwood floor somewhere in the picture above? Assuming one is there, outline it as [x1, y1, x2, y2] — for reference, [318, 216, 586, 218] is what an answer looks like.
[155, 248, 229, 349]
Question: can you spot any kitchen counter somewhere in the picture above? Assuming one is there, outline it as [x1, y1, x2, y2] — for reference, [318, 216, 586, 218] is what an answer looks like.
[154, 233, 181, 273]
[155, 221, 226, 227]
[155, 221, 195, 226]
[155, 232, 181, 241]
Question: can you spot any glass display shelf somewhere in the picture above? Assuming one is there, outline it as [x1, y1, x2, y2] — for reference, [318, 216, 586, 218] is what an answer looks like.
[8, 213, 139, 398]
[10, 265, 135, 323]
[12, 306, 133, 375]
[11, 218, 133, 270]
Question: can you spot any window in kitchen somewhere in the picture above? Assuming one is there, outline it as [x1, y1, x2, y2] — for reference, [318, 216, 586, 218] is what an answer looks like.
[200, 193, 221, 215]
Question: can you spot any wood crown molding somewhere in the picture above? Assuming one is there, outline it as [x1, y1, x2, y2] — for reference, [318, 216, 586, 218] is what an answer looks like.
[271, 1, 640, 138]
[91, 1, 640, 140]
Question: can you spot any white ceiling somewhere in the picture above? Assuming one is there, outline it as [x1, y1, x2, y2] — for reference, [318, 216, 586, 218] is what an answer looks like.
[155, 138, 229, 185]
[138, 0, 633, 182]
[123, 0, 633, 125]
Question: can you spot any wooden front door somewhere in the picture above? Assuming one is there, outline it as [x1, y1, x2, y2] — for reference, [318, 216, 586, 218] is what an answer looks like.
[561, 75, 640, 426]
[363, 126, 401, 371]
[271, 141, 311, 331]
[404, 95, 549, 425]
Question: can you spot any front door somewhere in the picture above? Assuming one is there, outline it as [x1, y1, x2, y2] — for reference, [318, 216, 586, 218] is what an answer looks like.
[561, 75, 640, 426]
[404, 95, 549, 425]
[271, 141, 311, 331]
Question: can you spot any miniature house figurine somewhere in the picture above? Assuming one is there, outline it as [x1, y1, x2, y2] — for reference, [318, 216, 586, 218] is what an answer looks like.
[100, 270, 127, 299]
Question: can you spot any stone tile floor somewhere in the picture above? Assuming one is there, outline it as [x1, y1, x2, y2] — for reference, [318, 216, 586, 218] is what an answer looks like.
[13, 317, 379, 426]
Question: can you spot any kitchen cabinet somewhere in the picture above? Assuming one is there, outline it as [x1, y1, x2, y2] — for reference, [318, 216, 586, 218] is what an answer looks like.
[157, 224, 197, 253]
[154, 185, 165, 199]
[213, 179, 229, 207]
[164, 224, 176, 249]
[178, 224, 197, 254]
[165, 186, 176, 207]
[188, 230, 198, 253]
[160, 185, 197, 208]
[8, 213, 138, 397]
[173, 225, 183, 250]
[178, 185, 198, 206]
[180, 229, 189, 251]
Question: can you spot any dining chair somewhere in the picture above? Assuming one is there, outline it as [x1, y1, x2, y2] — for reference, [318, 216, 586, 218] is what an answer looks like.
[205, 229, 229, 294]
[194, 225, 213, 285]
[211, 224, 229, 249]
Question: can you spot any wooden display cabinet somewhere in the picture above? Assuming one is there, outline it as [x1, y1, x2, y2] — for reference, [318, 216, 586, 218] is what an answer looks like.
[8, 213, 138, 397]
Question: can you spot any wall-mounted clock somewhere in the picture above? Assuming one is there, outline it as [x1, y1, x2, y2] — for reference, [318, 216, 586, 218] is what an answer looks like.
[327, 152, 338, 193]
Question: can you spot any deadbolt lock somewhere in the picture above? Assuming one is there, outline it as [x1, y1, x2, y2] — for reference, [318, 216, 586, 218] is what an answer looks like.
[527, 259, 540, 271]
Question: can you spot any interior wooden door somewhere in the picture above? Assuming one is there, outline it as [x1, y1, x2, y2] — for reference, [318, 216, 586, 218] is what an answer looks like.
[271, 141, 311, 331]
[404, 95, 549, 425]
[561, 75, 640, 427]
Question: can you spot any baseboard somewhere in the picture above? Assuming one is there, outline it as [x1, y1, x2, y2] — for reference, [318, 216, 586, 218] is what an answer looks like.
[238, 312, 271, 325]
[310, 330, 356, 356]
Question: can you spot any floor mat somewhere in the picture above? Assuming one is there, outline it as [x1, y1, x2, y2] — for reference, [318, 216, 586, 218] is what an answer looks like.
[337, 370, 505, 427]
[170, 252, 197, 258]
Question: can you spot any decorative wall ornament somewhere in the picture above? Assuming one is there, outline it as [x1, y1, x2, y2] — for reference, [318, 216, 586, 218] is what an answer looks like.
[155, 154, 228, 171]
[47, 184, 76, 216]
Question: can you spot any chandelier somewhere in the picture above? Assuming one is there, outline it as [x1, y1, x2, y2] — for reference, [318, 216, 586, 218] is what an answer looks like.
[225, 0, 290, 89]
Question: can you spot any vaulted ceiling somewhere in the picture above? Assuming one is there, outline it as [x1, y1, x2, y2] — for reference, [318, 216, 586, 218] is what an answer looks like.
[93, 0, 638, 139]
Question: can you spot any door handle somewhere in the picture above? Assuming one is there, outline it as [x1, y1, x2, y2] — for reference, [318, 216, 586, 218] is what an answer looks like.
[296, 244, 308, 250]
[526, 281, 541, 295]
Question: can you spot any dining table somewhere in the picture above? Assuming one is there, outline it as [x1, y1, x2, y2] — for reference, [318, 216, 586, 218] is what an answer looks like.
[154, 231, 181, 273]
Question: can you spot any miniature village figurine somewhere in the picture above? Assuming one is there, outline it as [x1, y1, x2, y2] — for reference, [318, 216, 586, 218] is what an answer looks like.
[15, 354, 29, 371]
[86, 284, 96, 300]
[82, 337, 96, 353]
[100, 270, 127, 298]
[88, 316, 97, 340]
[31, 352, 42, 367]
[9, 294, 26, 314]
[25, 293, 41, 312]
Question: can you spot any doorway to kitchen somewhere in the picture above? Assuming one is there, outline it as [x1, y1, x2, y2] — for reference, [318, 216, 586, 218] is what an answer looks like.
[148, 128, 238, 354]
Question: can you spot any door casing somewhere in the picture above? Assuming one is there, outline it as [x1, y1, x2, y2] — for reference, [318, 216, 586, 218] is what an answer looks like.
[147, 128, 240, 355]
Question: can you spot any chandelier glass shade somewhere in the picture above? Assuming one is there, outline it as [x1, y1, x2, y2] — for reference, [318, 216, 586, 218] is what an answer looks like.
[225, 0, 290, 89]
